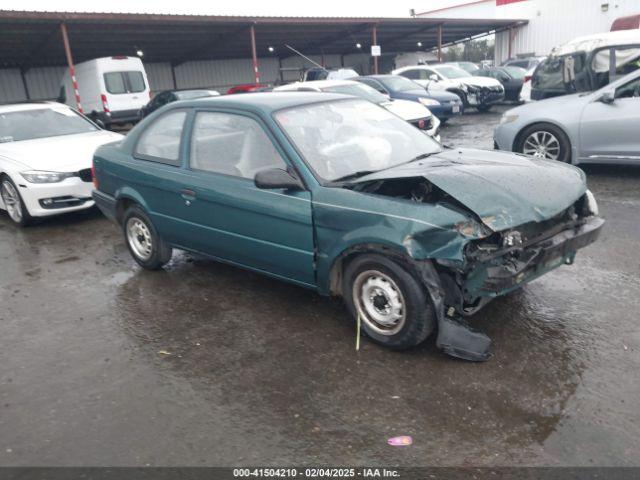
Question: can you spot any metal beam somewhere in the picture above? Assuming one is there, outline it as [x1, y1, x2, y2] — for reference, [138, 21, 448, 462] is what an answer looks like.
[437, 24, 443, 62]
[372, 24, 378, 75]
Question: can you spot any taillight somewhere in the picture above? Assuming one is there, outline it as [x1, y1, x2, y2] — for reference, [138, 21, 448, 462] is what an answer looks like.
[418, 119, 426, 129]
[524, 75, 532, 83]
[91, 162, 98, 189]
[100, 94, 110, 113]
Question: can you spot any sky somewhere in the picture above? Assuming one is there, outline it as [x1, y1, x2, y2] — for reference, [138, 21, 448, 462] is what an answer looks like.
[0, 0, 461, 17]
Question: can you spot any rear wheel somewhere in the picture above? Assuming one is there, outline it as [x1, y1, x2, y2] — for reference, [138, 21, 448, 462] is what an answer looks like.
[0, 175, 33, 227]
[517, 123, 571, 162]
[122, 205, 172, 270]
[342, 254, 435, 349]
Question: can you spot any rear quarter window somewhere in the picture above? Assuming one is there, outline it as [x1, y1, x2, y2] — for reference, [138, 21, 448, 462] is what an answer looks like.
[134, 110, 187, 166]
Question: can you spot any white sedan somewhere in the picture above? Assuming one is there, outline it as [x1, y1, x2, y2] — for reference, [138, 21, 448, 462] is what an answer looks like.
[0, 102, 123, 226]
[274, 79, 441, 140]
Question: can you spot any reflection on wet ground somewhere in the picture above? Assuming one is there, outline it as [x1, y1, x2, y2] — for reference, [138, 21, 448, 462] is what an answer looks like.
[1, 108, 639, 466]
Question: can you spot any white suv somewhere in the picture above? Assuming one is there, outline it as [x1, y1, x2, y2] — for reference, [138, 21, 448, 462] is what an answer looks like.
[392, 64, 505, 112]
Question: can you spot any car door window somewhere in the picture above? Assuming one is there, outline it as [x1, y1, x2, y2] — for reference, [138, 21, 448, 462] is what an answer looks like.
[615, 77, 640, 99]
[190, 112, 287, 179]
[135, 110, 186, 165]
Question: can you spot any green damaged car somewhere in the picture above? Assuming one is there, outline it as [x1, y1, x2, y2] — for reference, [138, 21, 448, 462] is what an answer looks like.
[92, 93, 604, 361]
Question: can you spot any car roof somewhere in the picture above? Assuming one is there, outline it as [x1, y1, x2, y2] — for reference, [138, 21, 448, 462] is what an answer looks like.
[275, 79, 359, 91]
[0, 101, 66, 113]
[552, 29, 640, 56]
[174, 91, 354, 112]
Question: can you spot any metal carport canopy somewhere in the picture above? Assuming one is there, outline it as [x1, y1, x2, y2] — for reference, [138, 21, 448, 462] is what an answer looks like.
[0, 10, 527, 69]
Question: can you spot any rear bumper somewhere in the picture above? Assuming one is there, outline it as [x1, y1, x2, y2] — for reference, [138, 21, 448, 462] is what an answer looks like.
[431, 101, 463, 119]
[92, 189, 118, 222]
[95, 109, 142, 126]
[465, 216, 605, 297]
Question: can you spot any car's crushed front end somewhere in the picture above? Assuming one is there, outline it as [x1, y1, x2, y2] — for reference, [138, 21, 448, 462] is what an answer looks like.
[332, 148, 604, 361]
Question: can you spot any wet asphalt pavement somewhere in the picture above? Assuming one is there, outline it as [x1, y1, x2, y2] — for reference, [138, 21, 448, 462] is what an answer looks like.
[1, 106, 639, 467]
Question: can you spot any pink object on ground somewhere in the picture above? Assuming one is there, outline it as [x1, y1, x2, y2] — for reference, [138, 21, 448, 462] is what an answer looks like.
[387, 436, 413, 446]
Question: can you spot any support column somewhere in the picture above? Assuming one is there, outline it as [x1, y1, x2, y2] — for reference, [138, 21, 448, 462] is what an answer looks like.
[250, 24, 261, 84]
[437, 24, 443, 62]
[20, 69, 30, 100]
[508, 26, 514, 59]
[170, 63, 178, 89]
[372, 24, 379, 75]
[60, 23, 83, 113]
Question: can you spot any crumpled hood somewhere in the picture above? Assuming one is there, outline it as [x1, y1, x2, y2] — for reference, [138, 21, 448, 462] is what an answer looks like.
[461, 76, 503, 88]
[0, 130, 123, 171]
[355, 148, 587, 232]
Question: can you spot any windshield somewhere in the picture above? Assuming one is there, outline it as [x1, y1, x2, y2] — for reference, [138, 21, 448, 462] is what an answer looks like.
[322, 83, 388, 104]
[0, 107, 97, 143]
[274, 99, 441, 183]
[379, 76, 422, 92]
[434, 66, 471, 79]
[457, 62, 479, 73]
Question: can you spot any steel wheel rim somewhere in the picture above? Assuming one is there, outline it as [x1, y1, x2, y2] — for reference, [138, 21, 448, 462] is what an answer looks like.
[126, 217, 153, 261]
[352, 270, 406, 336]
[523, 131, 560, 160]
[1, 180, 23, 223]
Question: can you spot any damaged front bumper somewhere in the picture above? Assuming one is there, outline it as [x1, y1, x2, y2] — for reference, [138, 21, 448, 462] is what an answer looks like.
[464, 215, 604, 298]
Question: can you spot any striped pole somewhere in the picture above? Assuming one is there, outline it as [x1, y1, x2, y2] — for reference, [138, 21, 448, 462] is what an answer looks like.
[60, 23, 83, 113]
[250, 24, 261, 84]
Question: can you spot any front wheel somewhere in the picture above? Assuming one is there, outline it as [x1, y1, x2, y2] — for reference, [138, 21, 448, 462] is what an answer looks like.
[516, 123, 571, 162]
[0, 176, 33, 226]
[342, 254, 436, 349]
[122, 205, 172, 270]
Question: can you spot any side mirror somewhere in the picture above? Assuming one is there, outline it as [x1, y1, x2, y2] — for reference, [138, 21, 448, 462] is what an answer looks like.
[429, 74, 439, 82]
[254, 168, 304, 191]
[599, 91, 615, 104]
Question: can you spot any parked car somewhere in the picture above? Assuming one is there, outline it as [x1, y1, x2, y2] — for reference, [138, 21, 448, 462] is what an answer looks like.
[58, 56, 150, 129]
[0, 102, 123, 226]
[302, 67, 359, 81]
[475, 66, 526, 102]
[141, 89, 220, 117]
[227, 84, 267, 94]
[392, 64, 505, 111]
[501, 56, 546, 71]
[274, 79, 440, 140]
[531, 30, 640, 100]
[92, 92, 603, 360]
[494, 69, 640, 164]
[446, 61, 480, 74]
[355, 75, 463, 122]
[519, 66, 537, 102]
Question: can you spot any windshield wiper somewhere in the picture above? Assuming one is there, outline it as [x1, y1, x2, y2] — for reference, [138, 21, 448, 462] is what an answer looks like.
[407, 152, 435, 163]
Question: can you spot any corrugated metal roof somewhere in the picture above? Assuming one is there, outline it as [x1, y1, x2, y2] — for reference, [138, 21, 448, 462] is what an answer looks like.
[0, 10, 527, 69]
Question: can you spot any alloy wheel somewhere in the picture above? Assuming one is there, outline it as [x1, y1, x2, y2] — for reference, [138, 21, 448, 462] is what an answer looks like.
[1, 180, 23, 223]
[522, 130, 561, 160]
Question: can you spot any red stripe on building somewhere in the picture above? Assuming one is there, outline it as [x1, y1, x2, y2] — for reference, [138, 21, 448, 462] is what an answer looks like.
[496, 0, 528, 5]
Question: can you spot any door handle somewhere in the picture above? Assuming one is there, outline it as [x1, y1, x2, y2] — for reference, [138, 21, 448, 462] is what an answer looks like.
[180, 188, 196, 205]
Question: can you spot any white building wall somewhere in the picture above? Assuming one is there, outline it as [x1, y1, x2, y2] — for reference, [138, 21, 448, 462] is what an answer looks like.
[419, 0, 640, 63]
[0, 69, 26, 103]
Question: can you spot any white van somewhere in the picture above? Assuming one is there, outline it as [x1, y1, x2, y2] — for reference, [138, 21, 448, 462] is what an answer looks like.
[59, 56, 150, 128]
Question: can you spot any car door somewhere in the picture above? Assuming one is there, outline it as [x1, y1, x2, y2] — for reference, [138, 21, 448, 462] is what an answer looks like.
[175, 109, 316, 287]
[579, 75, 640, 162]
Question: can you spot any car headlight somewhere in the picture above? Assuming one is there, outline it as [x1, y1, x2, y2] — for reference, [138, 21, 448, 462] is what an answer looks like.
[500, 114, 519, 125]
[419, 97, 441, 107]
[584, 189, 599, 216]
[20, 170, 75, 183]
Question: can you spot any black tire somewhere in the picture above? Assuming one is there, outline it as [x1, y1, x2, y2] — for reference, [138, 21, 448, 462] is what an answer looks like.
[477, 104, 492, 112]
[450, 89, 468, 107]
[516, 123, 571, 163]
[342, 253, 436, 349]
[122, 204, 172, 270]
[0, 175, 33, 227]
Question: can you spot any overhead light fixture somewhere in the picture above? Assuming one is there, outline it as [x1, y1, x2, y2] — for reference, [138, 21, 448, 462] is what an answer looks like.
[417, 41, 423, 47]
[356, 43, 362, 49]
[268, 46, 275, 52]
[136, 49, 144, 57]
